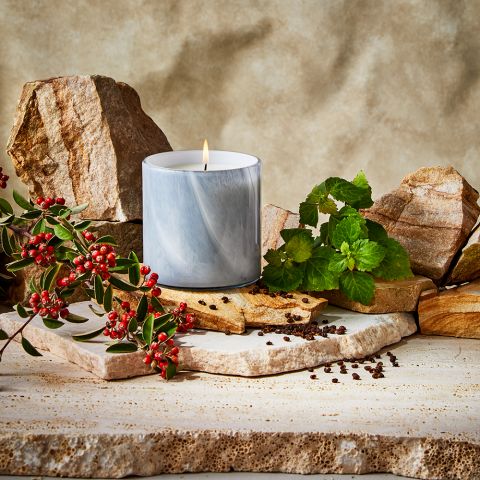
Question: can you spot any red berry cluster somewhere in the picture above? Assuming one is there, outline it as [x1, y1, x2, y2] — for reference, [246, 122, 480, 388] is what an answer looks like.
[173, 302, 195, 333]
[21, 232, 56, 266]
[103, 301, 134, 340]
[35, 196, 65, 210]
[143, 333, 180, 379]
[73, 243, 116, 280]
[56, 270, 78, 288]
[29, 290, 69, 319]
[141, 266, 160, 290]
[81, 229, 96, 243]
[0, 167, 9, 189]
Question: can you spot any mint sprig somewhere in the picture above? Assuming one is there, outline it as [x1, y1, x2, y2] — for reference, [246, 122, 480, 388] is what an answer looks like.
[262, 171, 413, 304]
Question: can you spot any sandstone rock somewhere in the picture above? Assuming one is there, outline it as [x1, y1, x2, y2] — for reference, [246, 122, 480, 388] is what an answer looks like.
[447, 223, 480, 285]
[1, 334, 479, 479]
[363, 166, 480, 283]
[0, 301, 415, 378]
[7, 75, 171, 221]
[5, 220, 142, 306]
[261, 204, 299, 266]
[315, 276, 435, 314]
[418, 280, 480, 339]
[114, 285, 327, 334]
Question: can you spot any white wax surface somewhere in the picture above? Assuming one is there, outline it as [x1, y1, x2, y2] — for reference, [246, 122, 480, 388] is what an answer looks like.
[173, 163, 233, 171]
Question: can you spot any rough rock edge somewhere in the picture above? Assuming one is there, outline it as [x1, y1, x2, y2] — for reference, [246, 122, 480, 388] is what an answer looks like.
[0, 431, 478, 479]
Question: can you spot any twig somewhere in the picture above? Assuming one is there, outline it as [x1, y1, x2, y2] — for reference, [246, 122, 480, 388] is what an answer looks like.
[0, 314, 35, 361]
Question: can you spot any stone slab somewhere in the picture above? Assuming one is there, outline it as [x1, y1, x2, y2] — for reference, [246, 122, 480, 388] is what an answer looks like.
[115, 286, 327, 334]
[0, 334, 479, 478]
[447, 222, 480, 285]
[0, 301, 416, 379]
[315, 276, 436, 313]
[418, 280, 480, 339]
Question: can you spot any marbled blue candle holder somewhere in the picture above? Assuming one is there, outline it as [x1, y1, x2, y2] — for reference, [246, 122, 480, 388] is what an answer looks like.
[142, 150, 261, 289]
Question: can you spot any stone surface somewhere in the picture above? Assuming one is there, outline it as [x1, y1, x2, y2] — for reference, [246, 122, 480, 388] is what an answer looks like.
[115, 286, 327, 334]
[315, 276, 436, 314]
[418, 280, 480, 339]
[6, 75, 171, 221]
[363, 166, 480, 283]
[0, 334, 479, 478]
[5, 220, 142, 306]
[0, 301, 416, 379]
[447, 223, 480, 285]
[261, 204, 299, 266]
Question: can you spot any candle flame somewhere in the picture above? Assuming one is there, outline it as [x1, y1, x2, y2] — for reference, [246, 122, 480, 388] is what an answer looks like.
[202, 139, 209, 167]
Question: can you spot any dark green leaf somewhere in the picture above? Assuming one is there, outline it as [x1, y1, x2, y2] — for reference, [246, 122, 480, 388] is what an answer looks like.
[301, 247, 339, 291]
[165, 358, 177, 380]
[156, 319, 177, 337]
[151, 296, 165, 313]
[53, 224, 73, 241]
[31, 218, 46, 235]
[72, 326, 105, 342]
[13, 190, 34, 211]
[128, 251, 141, 286]
[20, 209, 42, 220]
[55, 246, 77, 261]
[142, 313, 154, 344]
[73, 238, 89, 256]
[47, 205, 66, 216]
[95, 235, 118, 246]
[103, 284, 113, 312]
[339, 270, 375, 305]
[325, 177, 373, 209]
[21, 336, 42, 356]
[0, 198, 13, 215]
[365, 219, 389, 244]
[14, 303, 29, 318]
[351, 239, 385, 271]
[94, 275, 104, 304]
[263, 249, 284, 267]
[109, 274, 138, 292]
[45, 215, 60, 225]
[106, 342, 138, 354]
[65, 313, 89, 323]
[299, 201, 319, 228]
[1, 226, 13, 256]
[262, 260, 305, 292]
[60, 208, 72, 219]
[285, 233, 314, 263]
[74, 220, 91, 231]
[136, 295, 148, 323]
[0, 329, 8, 340]
[43, 318, 65, 329]
[70, 203, 89, 215]
[280, 228, 312, 243]
[154, 313, 172, 329]
[373, 238, 413, 280]
[42, 263, 61, 291]
[0, 214, 14, 225]
[112, 257, 137, 268]
[6, 257, 35, 272]
[128, 316, 138, 333]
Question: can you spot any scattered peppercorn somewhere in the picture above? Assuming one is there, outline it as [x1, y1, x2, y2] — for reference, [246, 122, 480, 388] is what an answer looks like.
[257, 331, 264, 336]
[310, 374, 317, 380]
[198, 300, 206, 306]
[266, 341, 273, 346]
[283, 336, 290, 342]
[221, 296, 230, 303]
[224, 330, 231, 336]
[209, 304, 217, 310]
[352, 373, 360, 380]
[302, 297, 309, 303]
[332, 378, 339, 383]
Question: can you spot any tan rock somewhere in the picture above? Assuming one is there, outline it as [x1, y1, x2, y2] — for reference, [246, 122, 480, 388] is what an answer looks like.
[418, 280, 480, 339]
[363, 166, 480, 283]
[447, 223, 480, 285]
[5, 220, 143, 306]
[114, 285, 327, 334]
[7, 75, 171, 221]
[315, 276, 435, 313]
[0, 301, 415, 378]
[261, 204, 299, 266]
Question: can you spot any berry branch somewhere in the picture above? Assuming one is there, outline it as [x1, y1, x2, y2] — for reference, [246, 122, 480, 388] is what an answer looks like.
[0, 174, 194, 380]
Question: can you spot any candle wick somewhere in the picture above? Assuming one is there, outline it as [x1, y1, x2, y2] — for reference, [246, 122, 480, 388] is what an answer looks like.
[204, 163, 207, 172]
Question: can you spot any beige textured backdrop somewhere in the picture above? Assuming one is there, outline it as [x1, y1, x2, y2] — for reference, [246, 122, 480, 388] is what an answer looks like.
[1, 0, 479, 212]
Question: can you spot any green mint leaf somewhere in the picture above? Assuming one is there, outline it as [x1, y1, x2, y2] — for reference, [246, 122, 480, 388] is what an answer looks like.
[325, 176, 373, 209]
[339, 270, 375, 305]
[285, 233, 314, 263]
[373, 238, 413, 280]
[365, 219, 389, 244]
[318, 197, 338, 215]
[318, 222, 329, 245]
[352, 170, 370, 190]
[262, 260, 305, 292]
[263, 249, 283, 267]
[328, 252, 349, 274]
[331, 216, 365, 249]
[351, 239, 385, 271]
[301, 247, 339, 291]
[299, 201, 318, 227]
[280, 228, 312, 243]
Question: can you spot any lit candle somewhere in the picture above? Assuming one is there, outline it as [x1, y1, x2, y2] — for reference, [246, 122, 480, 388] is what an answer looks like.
[142, 142, 261, 289]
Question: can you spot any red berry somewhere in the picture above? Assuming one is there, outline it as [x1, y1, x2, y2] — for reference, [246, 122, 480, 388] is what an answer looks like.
[103, 272, 111, 281]
[45, 233, 53, 241]
[160, 369, 167, 379]
[147, 305, 154, 313]
[28, 249, 38, 257]
[170, 346, 179, 355]
[35, 255, 43, 264]
[21, 250, 28, 258]
[32, 306, 40, 314]
[55, 197, 65, 205]
[68, 272, 76, 282]
[103, 328, 110, 336]
[84, 261, 93, 270]
[128, 310, 136, 318]
[85, 232, 95, 242]
[166, 338, 175, 346]
[108, 311, 118, 321]
[60, 308, 69, 319]
[76, 265, 86, 274]
[121, 301, 130, 310]
[30, 292, 40, 303]
[186, 313, 194, 323]
[179, 302, 187, 311]
[110, 330, 118, 339]
[36, 197, 44, 205]
[158, 332, 168, 342]
[140, 265, 151, 275]
[170, 355, 179, 365]
[173, 308, 180, 316]
[150, 341, 159, 351]
[150, 272, 159, 281]
[151, 287, 161, 297]
[121, 313, 129, 323]
[146, 279, 156, 288]
[143, 354, 152, 365]
[41, 290, 49, 298]
[39, 308, 49, 317]
[49, 310, 59, 319]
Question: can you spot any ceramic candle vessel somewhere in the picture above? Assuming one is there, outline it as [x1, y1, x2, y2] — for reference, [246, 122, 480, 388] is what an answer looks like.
[142, 150, 261, 289]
